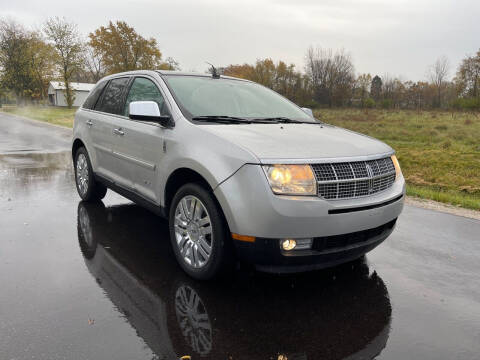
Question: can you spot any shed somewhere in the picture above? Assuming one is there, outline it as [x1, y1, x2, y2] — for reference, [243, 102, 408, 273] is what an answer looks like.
[48, 81, 95, 107]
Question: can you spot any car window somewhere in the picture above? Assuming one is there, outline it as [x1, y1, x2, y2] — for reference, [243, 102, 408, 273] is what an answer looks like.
[82, 80, 107, 110]
[124, 77, 167, 116]
[95, 77, 130, 115]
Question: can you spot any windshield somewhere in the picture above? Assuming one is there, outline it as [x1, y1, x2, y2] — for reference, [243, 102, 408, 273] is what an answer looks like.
[164, 75, 316, 122]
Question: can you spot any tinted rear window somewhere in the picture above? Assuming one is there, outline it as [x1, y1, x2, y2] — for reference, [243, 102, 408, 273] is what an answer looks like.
[82, 80, 107, 109]
[95, 77, 130, 114]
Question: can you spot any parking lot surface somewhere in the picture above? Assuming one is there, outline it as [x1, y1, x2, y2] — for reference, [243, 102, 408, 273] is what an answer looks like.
[1, 113, 479, 359]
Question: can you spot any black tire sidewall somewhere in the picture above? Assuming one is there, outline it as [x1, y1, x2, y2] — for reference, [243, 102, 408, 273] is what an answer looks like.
[168, 183, 229, 280]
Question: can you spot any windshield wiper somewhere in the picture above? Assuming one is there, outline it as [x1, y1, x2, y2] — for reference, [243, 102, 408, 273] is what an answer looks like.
[192, 115, 252, 124]
[252, 117, 319, 124]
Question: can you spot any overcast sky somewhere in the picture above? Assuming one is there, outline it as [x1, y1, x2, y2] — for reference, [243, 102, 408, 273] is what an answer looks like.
[1, 0, 478, 80]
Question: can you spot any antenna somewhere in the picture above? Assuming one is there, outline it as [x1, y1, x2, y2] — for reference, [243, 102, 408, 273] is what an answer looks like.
[206, 62, 220, 79]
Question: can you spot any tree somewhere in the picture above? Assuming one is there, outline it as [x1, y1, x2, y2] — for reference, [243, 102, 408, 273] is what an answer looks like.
[381, 74, 407, 108]
[28, 33, 57, 100]
[370, 75, 382, 102]
[44, 17, 84, 108]
[0, 19, 55, 103]
[427, 56, 450, 108]
[84, 45, 104, 82]
[163, 57, 180, 70]
[305, 46, 355, 107]
[223, 58, 313, 106]
[354, 73, 372, 106]
[0, 20, 32, 103]
[455, 50, 480, 99]
[89, 21, 176, 74]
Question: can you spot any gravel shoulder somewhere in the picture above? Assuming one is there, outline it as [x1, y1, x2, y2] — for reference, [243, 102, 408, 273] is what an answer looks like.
[405, 196, 480, 220]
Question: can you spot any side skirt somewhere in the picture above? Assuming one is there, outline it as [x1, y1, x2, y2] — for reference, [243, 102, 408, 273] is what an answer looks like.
[95, 173, 168, 219]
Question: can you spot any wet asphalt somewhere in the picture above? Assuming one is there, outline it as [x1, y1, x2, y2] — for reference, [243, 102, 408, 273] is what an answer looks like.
[0, 112, 479, 360]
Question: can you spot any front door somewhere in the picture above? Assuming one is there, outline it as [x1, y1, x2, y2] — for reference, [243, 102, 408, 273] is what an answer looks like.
[111, 76, 170, 203]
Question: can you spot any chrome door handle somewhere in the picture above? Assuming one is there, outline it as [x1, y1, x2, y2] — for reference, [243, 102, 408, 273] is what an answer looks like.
[86, 119, 93, 127]
[113, 128, 125, 136]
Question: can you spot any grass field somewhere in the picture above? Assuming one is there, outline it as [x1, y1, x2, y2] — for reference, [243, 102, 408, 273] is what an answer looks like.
[1, 105, 77, 127]
[316, 109, 480, 210]
[1, 106, 479, 210]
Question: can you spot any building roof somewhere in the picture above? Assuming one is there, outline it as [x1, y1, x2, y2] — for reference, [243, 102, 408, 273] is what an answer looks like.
[49, 81, 95, 92]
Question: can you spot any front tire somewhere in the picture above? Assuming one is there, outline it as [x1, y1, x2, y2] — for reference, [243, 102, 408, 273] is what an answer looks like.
[74, 147, 107, 202]
[169, 183, 232, 280]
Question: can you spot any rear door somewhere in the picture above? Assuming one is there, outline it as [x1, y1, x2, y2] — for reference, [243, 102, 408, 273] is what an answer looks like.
[91, 77, 131, 183]
[78, 80, 107, 167]
[111, 76, 170, 203]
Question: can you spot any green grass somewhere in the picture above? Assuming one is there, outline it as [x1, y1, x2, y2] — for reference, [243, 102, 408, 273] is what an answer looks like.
[315, 108, 480, 211]
[1, 105, 76, 127]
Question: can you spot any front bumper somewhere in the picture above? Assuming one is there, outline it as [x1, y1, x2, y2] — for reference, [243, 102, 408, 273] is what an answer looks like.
[214, 164, 405, 238]
[235, 218, 396, 273]
[213, 164, 405, 270]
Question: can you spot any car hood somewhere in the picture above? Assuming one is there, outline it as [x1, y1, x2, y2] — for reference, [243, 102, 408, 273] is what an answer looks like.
[201, 123, 393, 162]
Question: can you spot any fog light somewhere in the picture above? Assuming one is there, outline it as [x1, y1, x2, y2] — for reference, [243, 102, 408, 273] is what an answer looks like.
[281, 239, 296, 251]
[280, 238, 313, 251]
[294, 238, 313, 250]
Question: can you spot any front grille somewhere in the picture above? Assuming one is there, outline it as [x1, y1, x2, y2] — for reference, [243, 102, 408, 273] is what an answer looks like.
[312, 157, 396, 200]
[312, 219, 397, 252]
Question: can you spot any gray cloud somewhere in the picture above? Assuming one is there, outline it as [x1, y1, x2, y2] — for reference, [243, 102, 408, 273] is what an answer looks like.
[1, 0, 478, 80]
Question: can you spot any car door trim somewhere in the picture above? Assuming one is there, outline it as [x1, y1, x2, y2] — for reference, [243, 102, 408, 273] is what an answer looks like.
[111, 150, 156, 171]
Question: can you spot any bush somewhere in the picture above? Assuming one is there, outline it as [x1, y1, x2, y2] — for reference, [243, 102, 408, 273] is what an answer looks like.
[450, 97, 480, 111]
[381, 99, 393, 109]
[300, 99, 320, 109]
[363, 97, 375, 108]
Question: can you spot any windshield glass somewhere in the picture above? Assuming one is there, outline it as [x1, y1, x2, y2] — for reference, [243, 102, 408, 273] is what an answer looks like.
[164, 75, 315, 122]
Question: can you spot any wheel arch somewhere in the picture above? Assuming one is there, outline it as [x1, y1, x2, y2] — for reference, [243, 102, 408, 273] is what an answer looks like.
[72, 138, 86, 159]
[164, 168, 214, 215]
[164, 167, 233, 233]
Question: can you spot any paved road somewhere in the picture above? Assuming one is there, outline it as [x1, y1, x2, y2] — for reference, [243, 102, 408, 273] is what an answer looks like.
[1, 113, 479, 360]
[0, 111, 71, 154]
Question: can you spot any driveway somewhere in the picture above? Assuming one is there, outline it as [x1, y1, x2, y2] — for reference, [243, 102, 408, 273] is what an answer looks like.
[1, 113, 479, 360]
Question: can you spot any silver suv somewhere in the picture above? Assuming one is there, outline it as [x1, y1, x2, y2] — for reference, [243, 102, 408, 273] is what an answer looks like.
[72, 70, 405, 280]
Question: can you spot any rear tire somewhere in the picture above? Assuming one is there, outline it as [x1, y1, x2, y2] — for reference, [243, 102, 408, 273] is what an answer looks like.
[169, 183, 232, 280]
[74, 147, 107, 202]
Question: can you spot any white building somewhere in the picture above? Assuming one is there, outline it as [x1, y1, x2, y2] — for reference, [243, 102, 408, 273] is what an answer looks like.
[48, 81, 95, 107]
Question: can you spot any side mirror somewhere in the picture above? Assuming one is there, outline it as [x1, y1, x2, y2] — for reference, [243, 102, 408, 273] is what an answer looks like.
[129, 101, 171, 127]
[301, 107, 314, 118]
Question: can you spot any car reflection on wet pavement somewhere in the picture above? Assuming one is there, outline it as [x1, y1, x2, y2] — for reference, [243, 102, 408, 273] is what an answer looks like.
[77, 201, 391, 360]
[1, 149, 480, 360]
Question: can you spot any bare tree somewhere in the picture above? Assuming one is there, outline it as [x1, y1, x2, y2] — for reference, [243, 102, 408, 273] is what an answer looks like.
[84, 45, 104, 82]
[44, 17, 84, 108]
[305, 46, 355, 107]
[427, 56, 450, 108]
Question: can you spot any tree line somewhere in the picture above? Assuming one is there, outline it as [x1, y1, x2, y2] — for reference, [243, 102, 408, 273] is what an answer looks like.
[1, 16, 480, 110]
[223, 48, 480, 111]
[0, 17, 179, 107]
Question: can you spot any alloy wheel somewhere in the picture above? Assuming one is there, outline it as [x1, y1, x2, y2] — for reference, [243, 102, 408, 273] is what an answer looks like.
[76, 153, 89, 196]
[174, 195, 213, 269]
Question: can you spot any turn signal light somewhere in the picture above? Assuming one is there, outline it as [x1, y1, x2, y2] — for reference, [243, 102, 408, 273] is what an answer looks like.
[232, 233, 256, 243]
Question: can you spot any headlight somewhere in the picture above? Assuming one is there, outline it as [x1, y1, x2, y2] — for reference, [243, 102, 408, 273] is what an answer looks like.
[262, 164, 317, 195]
[391, 155, 402, 178]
